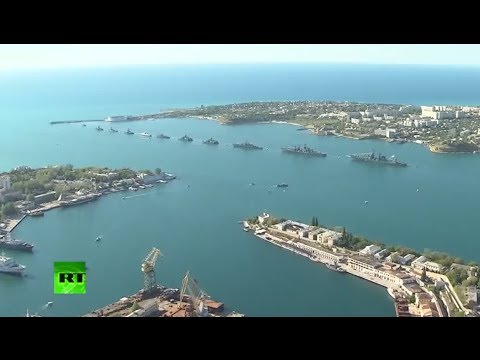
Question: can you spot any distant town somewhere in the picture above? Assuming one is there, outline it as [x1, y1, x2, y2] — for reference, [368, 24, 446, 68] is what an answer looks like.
[0, 165, 175, 233]
[244, 213, 480, 317]
[156, 101, 480, 153]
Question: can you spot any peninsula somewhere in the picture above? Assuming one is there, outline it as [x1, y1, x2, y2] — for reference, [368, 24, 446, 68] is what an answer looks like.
[0, 165, 175, 233]
[156, 101, 480, 153]
[244, 213, 480, 317]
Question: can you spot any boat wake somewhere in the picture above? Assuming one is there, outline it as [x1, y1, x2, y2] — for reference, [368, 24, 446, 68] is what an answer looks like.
[122, 193, 149, 200]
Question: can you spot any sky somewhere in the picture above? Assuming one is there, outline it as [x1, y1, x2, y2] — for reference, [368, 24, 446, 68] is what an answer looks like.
[0, 44, 479, 70]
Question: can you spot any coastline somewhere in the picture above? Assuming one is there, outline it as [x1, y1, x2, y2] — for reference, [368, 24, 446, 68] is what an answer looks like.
[243, 215, 476, 317]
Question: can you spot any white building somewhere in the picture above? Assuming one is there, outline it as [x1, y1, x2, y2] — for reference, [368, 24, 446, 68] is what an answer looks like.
[350, 118, 361, 125]
[257, 212, 270, 225]
[294, 242, 344, 264]
[411, 256, 427, 269]
[359, 244, 382, 256]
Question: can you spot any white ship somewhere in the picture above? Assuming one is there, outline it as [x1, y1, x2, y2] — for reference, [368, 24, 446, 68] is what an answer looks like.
[140, 132, 152, 138]
[0, 253, 26, 275]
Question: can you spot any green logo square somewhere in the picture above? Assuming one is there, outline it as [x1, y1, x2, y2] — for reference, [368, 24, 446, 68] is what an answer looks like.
[54, 261, 86, 294]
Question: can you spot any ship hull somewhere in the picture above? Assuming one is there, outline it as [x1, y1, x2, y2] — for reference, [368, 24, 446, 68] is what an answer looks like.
[0, 269, 24, 276]
[350, 157, 407, 167]
[281, 148, 326, 157]
[233, 145, 262, 150]
[0, 243, 33, 252]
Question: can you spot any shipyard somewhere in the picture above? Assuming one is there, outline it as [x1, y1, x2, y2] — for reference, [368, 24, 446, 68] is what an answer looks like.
[83, 248, 244, 318]
[243, 212, 479, 317]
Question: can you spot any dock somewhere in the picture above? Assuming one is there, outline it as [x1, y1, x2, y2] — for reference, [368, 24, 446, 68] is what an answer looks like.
[83, 285, 240, 317]
[50, 120, 104, 125]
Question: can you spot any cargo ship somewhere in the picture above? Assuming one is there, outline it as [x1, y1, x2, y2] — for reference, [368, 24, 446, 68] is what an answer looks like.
[233, 142, 263, 150]
[0, 233, 34, 252]
[281, 145, 326, 157]
[349, 151, 407, 167]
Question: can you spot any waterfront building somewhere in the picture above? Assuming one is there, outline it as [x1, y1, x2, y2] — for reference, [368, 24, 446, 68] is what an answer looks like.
[401, 254, 416, 265]
[347, 256, 416, 286]
[411, 256, 443, 272]
[359, 244, 382, 256]
[294, 242, 344, 264]
[374, 249, 389, 260]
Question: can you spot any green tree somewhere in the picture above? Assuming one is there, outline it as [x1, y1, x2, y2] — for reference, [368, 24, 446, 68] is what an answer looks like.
[26, 194, 36, 203]
[1, 202, 16, 217]
[155, 168, 162, 175]
[311, 216, 316, 226]
[314, 217, 319, 226]
[130, 301, 140, 312]
[421, 268, 427, 282]
[408, 294, 416, 304]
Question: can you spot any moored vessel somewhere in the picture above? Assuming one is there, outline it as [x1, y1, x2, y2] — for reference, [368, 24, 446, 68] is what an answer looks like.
[0, 233, 34, 252]
[179, 135, 193, 142]
[349, 151, 407, 167]
[281, 145, 326, 157]
[203, 137, 219, 145]
[0, 253, 26, 276]
[233, 142, 263, 150]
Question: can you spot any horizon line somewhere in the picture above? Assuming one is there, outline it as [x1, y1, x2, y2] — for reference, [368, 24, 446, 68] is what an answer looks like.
[1, 61, 480, 72]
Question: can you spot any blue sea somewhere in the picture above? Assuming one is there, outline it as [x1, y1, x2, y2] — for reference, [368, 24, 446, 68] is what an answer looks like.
[1, 64, 480, 317]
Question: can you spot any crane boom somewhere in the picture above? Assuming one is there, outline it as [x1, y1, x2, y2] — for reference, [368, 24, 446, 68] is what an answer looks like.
[141, 247, 162, 292]
[179, 271, 210, 317]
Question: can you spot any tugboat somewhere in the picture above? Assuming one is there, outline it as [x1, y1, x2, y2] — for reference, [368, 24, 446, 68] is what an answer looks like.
[276, 183, 288, 188]
[109, 127, 118, 133]
[156, 133, 170, 139]
[281, 145, 326, 157]
[203, 137, 219, 145]
[0, 233, 34, 252]
[95, 126, 104, 131]
[125, 129, 134, 135]
[233, 142, 263, 150]
[179, 135, 193, 142]
[349, 150, 407, 167]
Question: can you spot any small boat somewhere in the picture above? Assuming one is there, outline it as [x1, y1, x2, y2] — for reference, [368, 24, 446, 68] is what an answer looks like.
[138, 185, 146, 189]
[276, 183, 288, 188]
[82, 124, 86, 127]
[145, 184, 153, 188]
[46, 301, 53, 307]
[95, 126, 104, 131]
[364, 200, 369, 204]
[95, 236, 102, 242]
[156, 133, 170, 139]
[140, 132, 152, 138]
[122, 197, 126, 200]
[110, 127, 118, 133]
[243, 228, 249, 232]
[125, 129, 134, 135]
[249, 182, 255, 186]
